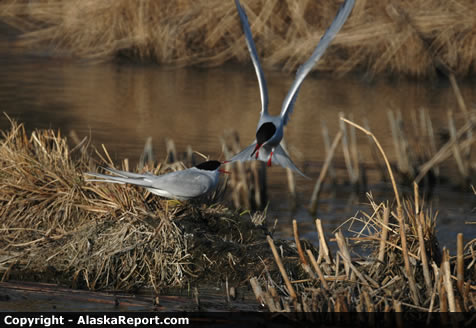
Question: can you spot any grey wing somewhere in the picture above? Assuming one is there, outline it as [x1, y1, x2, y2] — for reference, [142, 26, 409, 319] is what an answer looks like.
[84, 172, 154, 187]
[280, 0, 355, 125]
[235, 0, 268, 115]
[102, 167, 155, 178]
[273, 143, 309, 178]
[150, 170, 215, 198]
[227, 141, 258, 163]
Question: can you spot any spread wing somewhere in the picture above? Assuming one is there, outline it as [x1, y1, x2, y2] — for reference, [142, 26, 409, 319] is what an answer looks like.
[280, 0, 355, 126]
[272, 143, 309, 178]
[228, 141, 258, 162]
[235, 0, 268, 116]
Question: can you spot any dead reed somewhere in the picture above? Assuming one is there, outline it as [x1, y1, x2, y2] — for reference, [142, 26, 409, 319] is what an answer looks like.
[0, 118, 302, 292]
[0, 118, 474, 313]
[1, 0, 476, 77]
[250, 191, 476, 313]
[250, 117, 475, 314]
[307, 106, 475, 215]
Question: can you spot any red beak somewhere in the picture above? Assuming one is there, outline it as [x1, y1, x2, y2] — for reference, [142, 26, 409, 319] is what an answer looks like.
[219, 161, 231, 174]
[250, 143, 261, 159]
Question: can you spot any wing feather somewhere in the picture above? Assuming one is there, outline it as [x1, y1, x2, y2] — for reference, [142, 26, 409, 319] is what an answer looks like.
[235, 0, 269, 115]
[280, 0, 355, 125]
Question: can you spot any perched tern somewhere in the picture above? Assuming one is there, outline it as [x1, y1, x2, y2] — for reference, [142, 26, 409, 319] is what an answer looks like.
[85, 160, 229, 201]
[230, 0, 355, 177]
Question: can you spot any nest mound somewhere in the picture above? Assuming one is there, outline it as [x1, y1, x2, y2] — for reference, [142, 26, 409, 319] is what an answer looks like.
[0, 119, 306, 291]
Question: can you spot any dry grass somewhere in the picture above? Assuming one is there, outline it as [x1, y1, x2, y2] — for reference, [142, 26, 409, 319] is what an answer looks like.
[0, 118, 303, 292]
[0, 118, 474, 313]
[250, 192, 476, 313]
[249, 116, 475, 314]
[1, 0, 476, 77]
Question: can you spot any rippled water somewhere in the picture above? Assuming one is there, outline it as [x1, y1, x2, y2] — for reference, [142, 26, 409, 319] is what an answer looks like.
[1, 34, 475, 251]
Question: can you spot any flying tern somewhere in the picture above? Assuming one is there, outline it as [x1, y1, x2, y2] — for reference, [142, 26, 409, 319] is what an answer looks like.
[230, 0, 355, 177]
[85, 160, 229, 201]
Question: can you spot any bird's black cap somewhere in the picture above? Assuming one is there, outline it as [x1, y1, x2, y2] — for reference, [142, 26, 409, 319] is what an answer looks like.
[195, 160, 221, 171]
[256, 122, 276, 145]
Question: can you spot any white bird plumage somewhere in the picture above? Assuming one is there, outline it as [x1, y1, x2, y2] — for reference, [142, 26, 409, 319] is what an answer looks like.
[85, 160, 226, 201]
[230, 0, 355, 178]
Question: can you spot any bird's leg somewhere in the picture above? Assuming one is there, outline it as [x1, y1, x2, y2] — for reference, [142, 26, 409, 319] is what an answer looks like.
[267, 150, 274, 167]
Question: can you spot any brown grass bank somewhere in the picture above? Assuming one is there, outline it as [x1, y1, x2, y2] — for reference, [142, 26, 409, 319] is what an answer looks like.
[1, 0, 476, 78]
[0, 118, 306, 292]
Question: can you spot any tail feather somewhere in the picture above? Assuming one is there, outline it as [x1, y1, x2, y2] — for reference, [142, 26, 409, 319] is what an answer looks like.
[102, 167, 155, 179]
[273, 143, 309, 179]
[84, 171, 154, 187]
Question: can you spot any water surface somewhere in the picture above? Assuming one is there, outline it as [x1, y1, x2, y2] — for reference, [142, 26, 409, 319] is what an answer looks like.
[1, 37, 475, 251]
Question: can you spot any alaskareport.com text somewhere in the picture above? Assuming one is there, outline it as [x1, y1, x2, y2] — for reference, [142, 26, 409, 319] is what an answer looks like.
[3, 315, 189, 327]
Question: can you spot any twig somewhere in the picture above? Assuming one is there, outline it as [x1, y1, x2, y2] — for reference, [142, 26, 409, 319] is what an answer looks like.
[377, 206, 390, 264]
[398, 206, 421, 306]
[250, 277, 265, 305]
[306, 249, 329, 290]
[340, 117, 420, 305]
[315, 219, 333, 265]
[266, 235, 297, 300]
[443, 249, 456, 312]
[339, 113, 358, 185]
[309, 130, 342, 214]
[321, 121, 337, 182]
[293, 220, 307, 265]
[416, 120, 475, 183]
[448, 110, 468, 180]
[417, 221, 432, 297]
[457, 233, 464, 296]
[340, 117, 401, 208]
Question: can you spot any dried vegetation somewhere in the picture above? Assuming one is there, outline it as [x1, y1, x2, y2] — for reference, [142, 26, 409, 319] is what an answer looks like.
[249, 117, 476, 313]
[0, 117, 302, 292]
[1, 0, 476, 77]
[0, 116, 474, 313]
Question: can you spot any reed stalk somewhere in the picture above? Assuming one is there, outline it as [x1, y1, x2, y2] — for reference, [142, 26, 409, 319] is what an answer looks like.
[416, 119, 475, 183]
[305, 249, 328, 290]
[293, 220, 317, 281]
[377, 206, 390, 265]
[448, 110, 469, 180]
[339, 113, 358, 185]
[456, 233, 464, 295]
[315, 219, 333, 265]
[309, 130, 342, 215]
[340, 117, 423, 305]
[266, 235, 297, 300]
[442, 249, 456, 312]
[417, 222, 432, 297]
[340, 118, 401, 208]
[321, 121, 337, 183]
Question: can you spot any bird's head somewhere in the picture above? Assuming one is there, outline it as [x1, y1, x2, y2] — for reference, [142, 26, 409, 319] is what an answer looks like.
[251, 122, 276, 157]
[195, 160, 230, 174]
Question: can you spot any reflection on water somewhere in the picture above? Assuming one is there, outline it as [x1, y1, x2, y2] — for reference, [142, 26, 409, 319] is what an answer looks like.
[0, 48, 475, 251]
